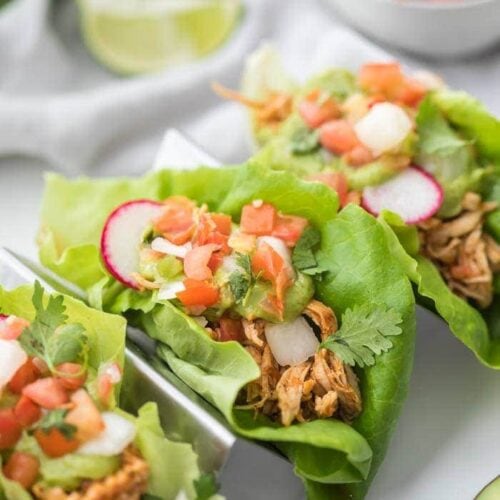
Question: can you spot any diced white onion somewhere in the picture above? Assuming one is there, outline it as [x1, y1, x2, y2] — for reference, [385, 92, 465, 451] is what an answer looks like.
[354, 102, 412, 154]
[257, 236, 292, 268]
[151, 237, 192, 259]
[158, 280, 186, 300]
[192, 316, 208, 328]
[78, 412, 136, 456]
[412, 70, 445, 90]
[265, 317, 319, 367]
[0, 340, 27, 388]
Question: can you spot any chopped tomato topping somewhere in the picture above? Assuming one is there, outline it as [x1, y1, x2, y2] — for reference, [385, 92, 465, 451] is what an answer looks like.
[298, 90, 340, 128]
[240, 203, 277, 236]
[0, 316, 29, 340]
[65, 389, 104, 442]
[309, 172, 349, 207]
[153, 196, 196, 245]
[272, 215, 308, 246]
[177, 279, 220, 307]
[344, 191, 362, 206]
[252, 243, 292, 315]
[55, 363, 87, 391]
[34, 427, 80, 458]
[359, 62, 405, 99]
[14, 395, 42, 428]
[8, 358, 41, 394]
[218, 317, 244, 342]
[210, 213, 232, 235]
[0, 409, 23, 449]
[22, 378, 68, 409]
[343, 144, 375, 167]
[319, 120, 360, 155]
[3, 452, 40, 488]
[359, 62, 427, 107]
[184, 244, 219, 281]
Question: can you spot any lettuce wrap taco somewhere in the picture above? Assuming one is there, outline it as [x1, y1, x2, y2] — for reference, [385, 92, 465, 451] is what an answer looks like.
[0, 283, 205, 499]
[218, 46, 500, 369]
[37, 164, 416, 498]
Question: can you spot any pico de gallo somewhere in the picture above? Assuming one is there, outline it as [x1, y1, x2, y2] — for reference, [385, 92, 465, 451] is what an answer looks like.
[0, 284, 148, 498]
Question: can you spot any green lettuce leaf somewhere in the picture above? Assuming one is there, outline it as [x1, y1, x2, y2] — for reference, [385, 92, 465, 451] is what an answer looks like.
[37, 164, 416, 498]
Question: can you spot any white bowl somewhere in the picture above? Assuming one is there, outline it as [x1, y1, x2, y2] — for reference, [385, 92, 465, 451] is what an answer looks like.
[324, 0, 500, 59]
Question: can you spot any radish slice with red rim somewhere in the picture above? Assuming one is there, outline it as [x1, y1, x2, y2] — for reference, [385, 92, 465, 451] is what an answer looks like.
[362, 166, 443, 224]
[100, 199, 164, 289]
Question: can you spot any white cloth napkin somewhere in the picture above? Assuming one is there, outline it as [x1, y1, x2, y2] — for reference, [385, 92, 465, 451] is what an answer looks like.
[0, 0, 499, 176]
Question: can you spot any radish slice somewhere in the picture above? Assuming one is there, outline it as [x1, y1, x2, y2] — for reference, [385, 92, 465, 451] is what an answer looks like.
[77, 412, 136, 456]
[362, 166, 444, 224]
[354, 102, 412, 154]
[0, 314, 7, 325]
[158, 280, 186, 301]
[101, 199, 163, 289]
[265, 317, 319, 367]
[0, 340, 28, 388]
[151, 237, 192, 259]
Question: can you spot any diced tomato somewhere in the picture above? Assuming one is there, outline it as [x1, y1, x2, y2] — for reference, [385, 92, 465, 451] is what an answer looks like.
[396, 78, 427, 107]
[343, 144, 375, 167]
[0, 316, 29, 340]
[3, 452, 40, 488]
[210, 213, 232, 235]
[298, 90, 340, 128]
[319, 120, 360, 155]
[0, 409, 22, 449]
[65, 389, 104, 442]
[240, 203, 277, 236]
[22, 378, 68, 409]
[184, 244, 219, 281]
[252, 243, 285, 282]
[55, 363, 87, 391]
[309, 172, 349, 207]
[153, 196, 196, 245]
[344, 191, 362, 206]
[272, 215, 308, 247]
[218, 317, 244, 342]
[359, 62, 404, 98]
[177, 279, 220, 307]
[8, 358, 41, 394]
[14, 396, 42, 428]
[34, 427, 80, 458]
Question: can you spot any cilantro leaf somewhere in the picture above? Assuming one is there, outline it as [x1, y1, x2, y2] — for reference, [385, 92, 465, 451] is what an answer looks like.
[229, 253, 253, 304]
[193, 473, 220, 500]
[290, 128, 320, 155]
[36, 409, 77, 439]
[292, 226, 325, 276]
[321, 304, 403, 368]
[18, 281, 87, 370]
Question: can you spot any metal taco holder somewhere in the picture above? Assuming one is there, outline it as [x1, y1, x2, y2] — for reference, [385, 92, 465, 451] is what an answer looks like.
[0, 130, 305, 500]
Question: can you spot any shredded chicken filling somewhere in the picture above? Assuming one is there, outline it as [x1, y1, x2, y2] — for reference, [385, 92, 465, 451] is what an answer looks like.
[419, 192, 500, 308]
[230, 300, 362, 427]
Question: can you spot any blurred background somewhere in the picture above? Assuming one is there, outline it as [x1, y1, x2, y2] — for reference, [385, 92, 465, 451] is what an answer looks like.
[1, 2, 500, 498]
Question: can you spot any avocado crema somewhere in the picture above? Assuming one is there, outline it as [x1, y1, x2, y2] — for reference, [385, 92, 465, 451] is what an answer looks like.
[135, 195, 362, 427]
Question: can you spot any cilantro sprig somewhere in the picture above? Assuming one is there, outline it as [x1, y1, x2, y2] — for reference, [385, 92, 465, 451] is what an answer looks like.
[290, 127, 320, 155]
[321, 304, 403, 368]
[292, 226, 325, 277]
[228, 253, 254, 304]
[18, 281, 88, 372]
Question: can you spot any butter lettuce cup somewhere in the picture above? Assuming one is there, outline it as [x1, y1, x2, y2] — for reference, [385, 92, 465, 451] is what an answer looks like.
[222, 46, 500, 370]
[0, 283, 206, 500]
[38, 164, 416, 498]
